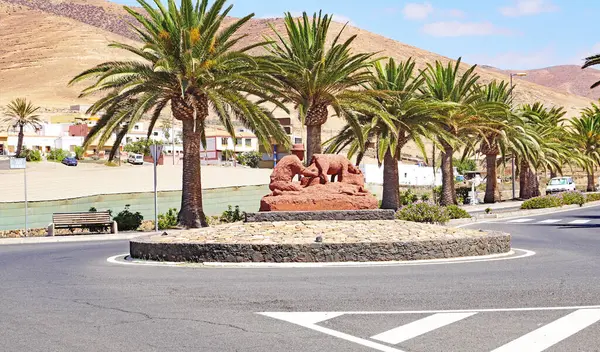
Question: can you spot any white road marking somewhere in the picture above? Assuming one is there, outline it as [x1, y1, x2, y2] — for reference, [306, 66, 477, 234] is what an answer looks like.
[371, 312, 477, 345]
[490, 308, 600, 352]
[568, 219, 591, 224]
[508, 218, 534, 223]
[260, 306, 600, 352]
[538, 219, 561, 223]
[107, 248, 536, 268]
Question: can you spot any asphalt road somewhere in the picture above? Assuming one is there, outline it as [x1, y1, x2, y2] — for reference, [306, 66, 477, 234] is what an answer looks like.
[1, 205, 599, 352]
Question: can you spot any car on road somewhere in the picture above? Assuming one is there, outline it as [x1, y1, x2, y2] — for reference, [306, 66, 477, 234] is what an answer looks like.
[127, 153, 144, 165]
[61, 157, 78, 166]
[546, 176, 576, 194]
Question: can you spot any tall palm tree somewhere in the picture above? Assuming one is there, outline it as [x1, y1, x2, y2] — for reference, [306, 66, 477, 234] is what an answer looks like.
[582, 53, 600, 89]
[1, 98, 42, 157]
[517, 103, 568, 199]
[70, 0, 289, 228]
[569, 101, 600, 191]
[420, 58, 481, 205]
[264, 12, 378, 163]
[327, 58, 445, 209]
[469, 81, 537, 203]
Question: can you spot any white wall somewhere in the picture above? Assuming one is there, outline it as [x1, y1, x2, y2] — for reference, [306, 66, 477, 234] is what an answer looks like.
[362, 163, 447, 187]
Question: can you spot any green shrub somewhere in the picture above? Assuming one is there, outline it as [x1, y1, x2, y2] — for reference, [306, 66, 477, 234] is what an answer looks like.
[446, 205, 472, 219]
[560, 191, 585, 207]
[74, 146, 85, 160]
[420, 193, 430, 202]
[484, 207, 492, 214]
[220, 205, 243, 223]
[158, 208, 178, 230]
[399, 189, 419, 206]
[521, 195, 563, 209]
[113, 205, 143, 231]
[585, 193, 600, 202]
[455, 187, 471, 205]
[396, 202, 450, 225]
[20, 148, 41, 161]
[47, 149, 70, 161]
[237, 151, 261, 168]
[432, 186, 442, 204]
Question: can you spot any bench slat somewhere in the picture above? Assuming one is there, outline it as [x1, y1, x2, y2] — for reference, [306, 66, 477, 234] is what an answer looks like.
[52, 211, 113, 227]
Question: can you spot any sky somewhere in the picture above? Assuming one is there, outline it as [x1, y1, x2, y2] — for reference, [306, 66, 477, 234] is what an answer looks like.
[111, 0, 599, 70]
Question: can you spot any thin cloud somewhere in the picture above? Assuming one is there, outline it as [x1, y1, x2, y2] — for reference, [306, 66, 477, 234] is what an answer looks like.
[403, 2, 434, 20]
[445, 9, 466, 18]
[500, 0, 559, 17]
[422, 21, 513, 37]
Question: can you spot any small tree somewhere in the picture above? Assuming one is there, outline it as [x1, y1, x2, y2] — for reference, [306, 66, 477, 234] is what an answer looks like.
[237, 151, 262, 168]
[1, 98, 42, 157]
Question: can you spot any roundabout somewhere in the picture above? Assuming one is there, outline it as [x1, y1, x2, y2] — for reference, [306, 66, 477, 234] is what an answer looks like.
[129, 220, 511, 263]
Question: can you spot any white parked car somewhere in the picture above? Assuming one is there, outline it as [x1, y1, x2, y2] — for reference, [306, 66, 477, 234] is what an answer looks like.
[546, 177, 576, 194]
[127, 153, 144, 165]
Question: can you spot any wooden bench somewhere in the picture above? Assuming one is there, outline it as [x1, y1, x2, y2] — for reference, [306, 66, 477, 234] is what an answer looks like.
[48, 211, 118, 236]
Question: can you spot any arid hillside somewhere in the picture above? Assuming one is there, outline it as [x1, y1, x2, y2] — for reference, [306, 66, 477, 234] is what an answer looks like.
[518, 65, 600, 101]
[0, 0, 596, 122]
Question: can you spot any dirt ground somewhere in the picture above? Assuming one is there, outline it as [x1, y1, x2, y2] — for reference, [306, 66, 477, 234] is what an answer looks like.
[0, 158, 272, 202]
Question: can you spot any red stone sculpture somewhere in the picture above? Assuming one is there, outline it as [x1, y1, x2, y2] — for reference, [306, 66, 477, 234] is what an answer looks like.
[260, 146, 378, 211]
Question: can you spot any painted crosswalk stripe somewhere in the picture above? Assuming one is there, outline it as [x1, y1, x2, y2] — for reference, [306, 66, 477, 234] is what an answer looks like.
[508, 218, 534, 223]
[490, 309, 600, 352]
[371, 312, 477, 345]
[538, 219, 561, 224]
[568, 219, 591, 224]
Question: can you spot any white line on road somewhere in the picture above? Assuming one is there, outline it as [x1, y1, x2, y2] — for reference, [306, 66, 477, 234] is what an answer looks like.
[568, 219, 591, 224]
[538, 219, 561, 223]
[490, 308, 600, 352]
[371, 312, 477, 345]
[508, 218, 534, 223]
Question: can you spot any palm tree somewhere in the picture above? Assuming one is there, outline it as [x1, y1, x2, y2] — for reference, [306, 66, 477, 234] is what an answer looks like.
[569, 101, 600, 191]
[517, 103, 568, 199]
[264, 12, 378, 163]
[70, 0, 289, 228]
[420, 58, 481, 205]
[1, 98, 42, 157]
[582, 53, 600, 89]
[326, 58, 446, 209]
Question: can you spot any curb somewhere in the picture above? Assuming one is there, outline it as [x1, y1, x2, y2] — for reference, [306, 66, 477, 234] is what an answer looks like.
[0, 233, 147, 245]
[449, 200, 600, 227]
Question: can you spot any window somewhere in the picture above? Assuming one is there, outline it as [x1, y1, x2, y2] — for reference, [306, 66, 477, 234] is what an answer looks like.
[221, 138, 228, 146]
[235, 138, 242, 146]
[153, 132, 159, 136]
[134, 125, 139, 130]
[245, 139, 251, 147]
[294, 137, 302, 144]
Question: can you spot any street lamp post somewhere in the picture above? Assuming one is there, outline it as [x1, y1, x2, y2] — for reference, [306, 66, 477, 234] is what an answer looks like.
[509, 72, 527, 200]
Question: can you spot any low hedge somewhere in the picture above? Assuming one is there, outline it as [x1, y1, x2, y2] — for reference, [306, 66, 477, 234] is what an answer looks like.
[396, 203, 471, 225]
[521, 191, 597, 210]
[446, 205, 472, 219]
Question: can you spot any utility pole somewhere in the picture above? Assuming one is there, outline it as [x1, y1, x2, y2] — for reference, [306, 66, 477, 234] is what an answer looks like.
[510, 72, 527, 199]
[171, 111, 175, 166]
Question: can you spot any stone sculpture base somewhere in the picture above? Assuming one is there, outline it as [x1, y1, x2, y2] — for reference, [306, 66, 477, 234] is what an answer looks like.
[259, 183, 378, 212]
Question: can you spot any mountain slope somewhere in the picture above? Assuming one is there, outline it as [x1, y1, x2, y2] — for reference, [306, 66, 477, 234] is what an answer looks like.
[518, 65, 600, 101]
[0, 0, 595, 118]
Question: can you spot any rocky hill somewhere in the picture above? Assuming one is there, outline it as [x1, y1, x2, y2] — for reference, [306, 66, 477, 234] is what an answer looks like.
[518, 65, 600, 101]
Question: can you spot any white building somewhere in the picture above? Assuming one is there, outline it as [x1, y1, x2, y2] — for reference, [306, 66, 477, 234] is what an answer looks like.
[362, 162, 457, 187]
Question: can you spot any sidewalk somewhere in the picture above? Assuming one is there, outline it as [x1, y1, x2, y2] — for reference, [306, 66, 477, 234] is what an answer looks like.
[460, 200, 524, 213]
[0, 232, 149, 245]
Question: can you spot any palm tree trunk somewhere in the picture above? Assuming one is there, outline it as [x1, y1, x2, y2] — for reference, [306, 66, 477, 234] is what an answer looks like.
[440, 141, 457, 205]
[306, 125, 321, 165]
[587, 169, 595, 192]
[16, 124, 24, 157]
[484, 153, 501, 203]
[177, 117, 208, 227]
[519, 160, 538, 199]
[381, 150, 399, 210]
[305, 104, 328, 165]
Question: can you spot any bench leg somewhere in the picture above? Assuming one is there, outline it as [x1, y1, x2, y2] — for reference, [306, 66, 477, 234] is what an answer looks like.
[47, 223, 55, 237]
[111, 221, 118, 235]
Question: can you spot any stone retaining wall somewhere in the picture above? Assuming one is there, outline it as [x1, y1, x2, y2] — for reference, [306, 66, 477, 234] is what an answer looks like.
[245, 210, 395, 222]
[130, 220, 510, 263]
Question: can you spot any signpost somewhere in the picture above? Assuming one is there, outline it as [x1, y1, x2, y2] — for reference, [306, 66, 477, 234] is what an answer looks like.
[10, 158, 27, 235]
[149, 145, 163, 232]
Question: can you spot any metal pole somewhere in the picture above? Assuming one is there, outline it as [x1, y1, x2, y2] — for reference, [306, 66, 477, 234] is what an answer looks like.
[153, 158, 158, 232]
[510, 73, 516, 200]
[171, 111, 175, 166]
[24, 165, 28, 236]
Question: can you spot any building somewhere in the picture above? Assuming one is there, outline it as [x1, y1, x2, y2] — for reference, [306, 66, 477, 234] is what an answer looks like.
[361, 162, 458, 187]
[257, 117, 303, 168]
